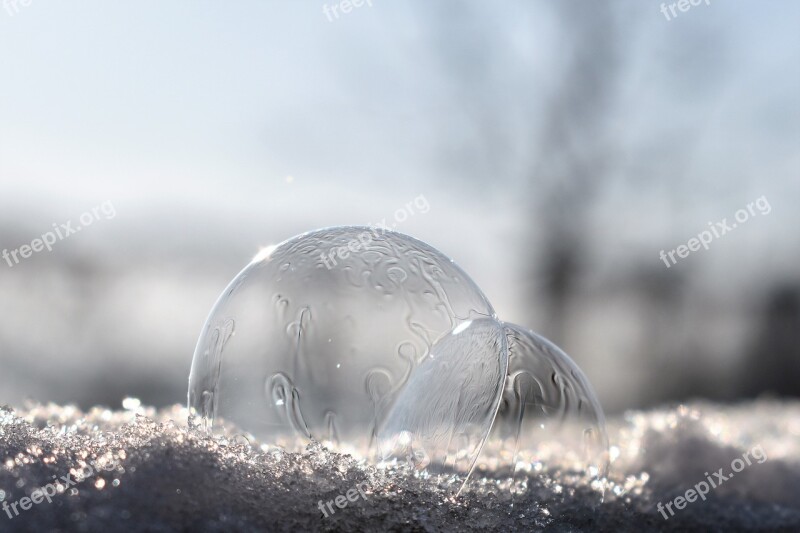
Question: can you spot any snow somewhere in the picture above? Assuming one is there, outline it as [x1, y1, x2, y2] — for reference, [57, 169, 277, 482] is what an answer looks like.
[1, 399, 798, 531]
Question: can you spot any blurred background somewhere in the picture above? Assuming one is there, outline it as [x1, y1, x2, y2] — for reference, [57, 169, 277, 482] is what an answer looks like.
[0, 1, 798, 415]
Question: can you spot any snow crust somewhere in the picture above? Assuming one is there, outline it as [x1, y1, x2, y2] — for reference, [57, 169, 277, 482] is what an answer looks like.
[1, 399, 798, 532]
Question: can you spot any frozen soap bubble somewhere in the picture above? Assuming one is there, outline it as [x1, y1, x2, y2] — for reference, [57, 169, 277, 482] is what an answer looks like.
[477, 323, 609, 495]
[377, 318, 509, 482]
[377, 321, 607, 495]
[188, 226, 502, 458]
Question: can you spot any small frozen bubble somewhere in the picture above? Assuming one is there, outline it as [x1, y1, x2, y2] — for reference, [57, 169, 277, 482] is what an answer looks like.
[188, 226, 498, 458]
[377, 320, 608, 494]
[377, 318, 509, 492]
[479, 323, 609, 497]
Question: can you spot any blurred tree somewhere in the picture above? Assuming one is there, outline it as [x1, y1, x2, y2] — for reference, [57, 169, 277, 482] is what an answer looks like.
[529, 1, 623, 344]
[740, 284, 800, 398]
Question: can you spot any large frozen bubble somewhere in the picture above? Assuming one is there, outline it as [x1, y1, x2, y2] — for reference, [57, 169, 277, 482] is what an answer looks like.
[188, 226, 502, 458]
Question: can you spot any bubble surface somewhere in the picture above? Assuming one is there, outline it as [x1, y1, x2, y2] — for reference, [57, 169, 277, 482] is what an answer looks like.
[377, 318, 509, 486]
[188, 226, 500, 457]
[478, 323, 609, 497]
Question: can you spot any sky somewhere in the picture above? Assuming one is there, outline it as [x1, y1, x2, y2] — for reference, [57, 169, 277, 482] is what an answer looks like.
[0, 0, 798, 411]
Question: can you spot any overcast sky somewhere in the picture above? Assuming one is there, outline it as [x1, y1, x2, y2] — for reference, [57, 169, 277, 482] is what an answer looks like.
[0, 1, 797, 409]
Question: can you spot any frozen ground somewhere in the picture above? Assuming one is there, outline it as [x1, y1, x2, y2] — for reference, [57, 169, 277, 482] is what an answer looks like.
[0, 399, 798, 532]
